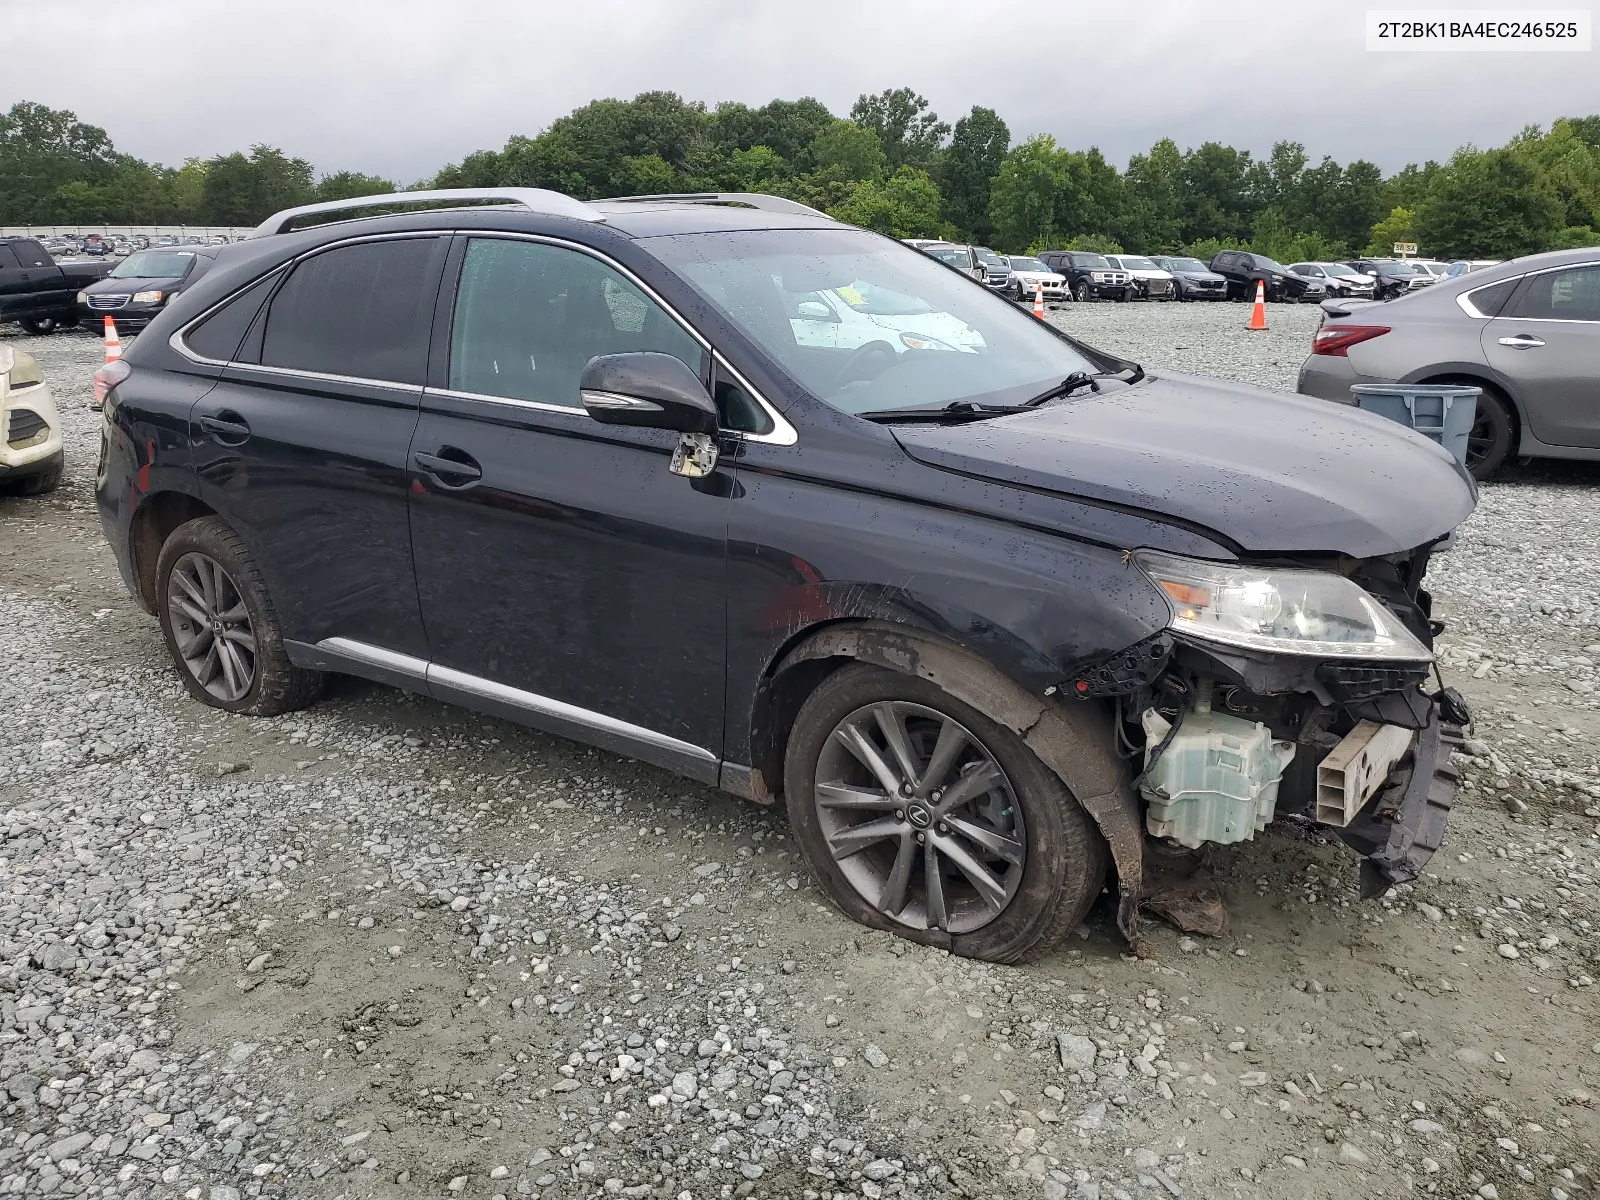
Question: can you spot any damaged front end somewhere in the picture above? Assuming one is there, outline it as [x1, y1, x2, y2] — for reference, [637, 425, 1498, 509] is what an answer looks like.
[1068, 544, 1470, 929]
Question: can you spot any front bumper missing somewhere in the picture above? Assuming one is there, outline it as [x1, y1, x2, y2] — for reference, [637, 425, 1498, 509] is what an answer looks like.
[1335, 694, 1467, 897]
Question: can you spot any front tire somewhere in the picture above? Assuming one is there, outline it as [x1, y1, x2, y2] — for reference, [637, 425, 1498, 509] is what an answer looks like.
[155, 516, 323, 716]
[1072, 280, 1090, 302]
[784, 664, 1107, 964]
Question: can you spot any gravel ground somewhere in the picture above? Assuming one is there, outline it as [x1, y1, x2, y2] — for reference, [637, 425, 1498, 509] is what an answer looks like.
[2, 305, 1597, 1200]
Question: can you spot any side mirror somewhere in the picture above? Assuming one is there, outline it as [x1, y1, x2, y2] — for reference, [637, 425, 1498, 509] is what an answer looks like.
[580, 352, 721, 479]
[795, 300, 836, 321]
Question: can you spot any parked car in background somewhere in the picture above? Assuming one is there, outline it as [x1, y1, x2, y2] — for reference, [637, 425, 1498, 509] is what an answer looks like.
[974, 247, 1014, 294]
[1289, 262, 1377, 299]
[78, 245, 220, 333]
[0, 343, 64, 496]
[1298, 247, 1600, 478]
[81, 236, 110, 257]
[1445, 260, 1501, 278]
[132, 235, 151, 250]
[93, 186, 1475, 963]
[1036, 250, 1134, 301]
[0, 236, 115, 333]
[904, 239, 987, 283]
[1209, 250, 1312, 301]
[1413, 260, 1451, 280]
[1342, 258, 1430, 300]
[1103, 255, 1175, 300]
[1003, 255, 1068, 303]
[1149, 256, 1228, 301]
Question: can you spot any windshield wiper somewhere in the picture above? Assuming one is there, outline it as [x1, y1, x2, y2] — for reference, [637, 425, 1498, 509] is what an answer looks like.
[860, 400, 1034, 425]
[1022, 371, 1101, 407]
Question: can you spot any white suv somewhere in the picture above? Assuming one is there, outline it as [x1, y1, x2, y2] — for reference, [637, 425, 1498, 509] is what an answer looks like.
[1103, 255, 1176, 300]
[0, 345, 64, 496]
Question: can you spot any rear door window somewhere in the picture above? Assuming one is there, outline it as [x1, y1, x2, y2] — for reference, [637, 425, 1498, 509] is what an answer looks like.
[446, 237, 707, 410]
[1510, 265, 1600, 322]
[261, 237, 445, 384]
[0, 246, 19, 270]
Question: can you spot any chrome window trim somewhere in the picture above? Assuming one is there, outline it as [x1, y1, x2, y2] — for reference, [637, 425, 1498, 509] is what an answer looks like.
[450, 231, 799, 447]
[428, 387, 585, 417]
[1459, 259, 1600, 321]
[224, 360, 425, 394]
[316, 638, 717, 765]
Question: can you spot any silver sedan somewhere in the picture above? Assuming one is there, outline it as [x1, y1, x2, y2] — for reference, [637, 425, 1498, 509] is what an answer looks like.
[1296, 247, 1600, 478]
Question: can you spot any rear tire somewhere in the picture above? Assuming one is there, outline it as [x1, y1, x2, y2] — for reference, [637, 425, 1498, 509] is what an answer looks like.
[155, 516, 324, 716]
[783, 663, 1108, 964]
[19, 315, 76, 335]
[1462, 386, 1515, 480]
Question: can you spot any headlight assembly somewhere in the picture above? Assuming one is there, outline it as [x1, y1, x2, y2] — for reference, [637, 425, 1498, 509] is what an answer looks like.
[131, 290, 165, 304]
[1136, 550, 1432, 661]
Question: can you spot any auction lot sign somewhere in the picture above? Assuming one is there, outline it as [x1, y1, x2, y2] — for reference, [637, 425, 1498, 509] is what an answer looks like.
[1367, 9, 1591, 49]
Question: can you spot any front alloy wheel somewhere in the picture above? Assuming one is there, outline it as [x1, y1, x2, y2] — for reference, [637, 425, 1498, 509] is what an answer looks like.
[167, 552, 257, 702]
[813, 701, 1025, 934]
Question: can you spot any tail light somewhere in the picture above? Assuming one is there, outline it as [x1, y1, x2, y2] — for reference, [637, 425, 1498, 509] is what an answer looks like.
[92, 359, 131, 410]
[1311, 324, 1390, 357]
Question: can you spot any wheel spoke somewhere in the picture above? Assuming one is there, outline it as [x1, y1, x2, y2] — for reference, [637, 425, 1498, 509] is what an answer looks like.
[217, 601, 249, 623]
[196, 560, 218, 610]
[833, 721, 904, 796]
[924, 841, 948, 931]
[826, 815, 905, 861]
[197, 642, 221, 686]
[171, 595, 210, 627]
[221, 625, 256, 654]
[174, 623, 214, 657]
[935, 836, 1010, 912]
[172, 569, 208, 611]
[877, 835, 916, 916]
[931, 761, 1003, 817]
[918, 718, 968, 796]
[871, 704, 921, 789]
[216, 638, 242, 697]
[815, 781, 899, 812]
[945, 814, 1025, 865]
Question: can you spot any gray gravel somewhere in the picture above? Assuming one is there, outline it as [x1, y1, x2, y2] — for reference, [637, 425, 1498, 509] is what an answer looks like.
[2, 311, 1597, 1200]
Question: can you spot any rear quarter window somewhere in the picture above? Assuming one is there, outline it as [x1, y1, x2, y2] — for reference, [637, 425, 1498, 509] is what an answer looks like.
[183, 272, 281, 363]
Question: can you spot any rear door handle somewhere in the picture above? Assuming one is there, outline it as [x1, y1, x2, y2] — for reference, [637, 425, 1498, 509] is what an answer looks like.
[413, 449, 483, 486]
[1497, 334, 1545, 348]
[199, 412, 251, 444]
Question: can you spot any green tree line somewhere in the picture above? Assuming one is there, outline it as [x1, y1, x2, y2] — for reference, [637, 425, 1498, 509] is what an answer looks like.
[4, 93, 1597, 259]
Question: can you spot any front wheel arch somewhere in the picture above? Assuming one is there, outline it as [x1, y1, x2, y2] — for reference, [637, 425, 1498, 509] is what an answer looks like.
[755, 621, 1145, 942]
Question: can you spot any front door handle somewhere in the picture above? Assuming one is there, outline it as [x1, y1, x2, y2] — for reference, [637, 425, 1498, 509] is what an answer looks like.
[199, 412, 251, 444]
[1497, 334, 1545, 348]
[413, 449, 483, 487]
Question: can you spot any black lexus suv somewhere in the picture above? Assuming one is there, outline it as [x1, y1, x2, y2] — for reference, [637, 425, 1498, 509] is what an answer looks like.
[95, 188, 1475, 963]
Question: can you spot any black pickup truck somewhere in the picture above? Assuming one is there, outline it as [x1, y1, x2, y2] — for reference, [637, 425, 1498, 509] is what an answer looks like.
[1, 237, 114, 333]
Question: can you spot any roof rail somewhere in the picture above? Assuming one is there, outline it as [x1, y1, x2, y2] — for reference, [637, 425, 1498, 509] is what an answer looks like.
[248, 188, 604, 238]
[594, 192, 831, 219]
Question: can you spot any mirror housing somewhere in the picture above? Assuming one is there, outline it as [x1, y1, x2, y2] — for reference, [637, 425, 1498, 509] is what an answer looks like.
[795, 300, 836, 321]
[581, 352, 718, 434]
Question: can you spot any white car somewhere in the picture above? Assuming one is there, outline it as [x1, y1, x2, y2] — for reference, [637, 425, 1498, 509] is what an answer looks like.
[1412, 259, 1451, 280]
[0, 345, 64, 496]
[788, 281, 986, 355]
[1103, 254, 1176, 300]
[1004, 256, 1068, 304]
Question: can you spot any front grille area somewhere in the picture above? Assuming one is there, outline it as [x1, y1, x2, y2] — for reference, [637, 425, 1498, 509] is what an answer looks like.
[87, 294, 130, 311]
[7, 407, 49, 448]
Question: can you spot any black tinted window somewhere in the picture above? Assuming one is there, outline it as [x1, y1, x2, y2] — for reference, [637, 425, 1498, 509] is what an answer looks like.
[1466, 277, 1520, 317]
[185, 272, 281, 362]
[448, 238, 707, 409]
[15, 241, 50, 267]
[0, 246, 18, 270]
[1511, 265, 1600, 322]
[262, 237, 442, 384]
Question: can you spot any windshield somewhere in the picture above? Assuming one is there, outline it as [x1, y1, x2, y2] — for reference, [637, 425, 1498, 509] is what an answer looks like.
[1252, 256, 1290, 274]
[921, 245, 970, 268]
[649, 228, 1099, 417]
[1072, 254, 1111, 269]
[1008, 257, 1049, 272]
[110, 251, 195, 279]
[1165, 258, 1208, 273]
[1322, 263, 1362, 278]
[975, 249, 1008, 269]
[1377, 261, 1417, 276]
[1116, 256, 1159, 271]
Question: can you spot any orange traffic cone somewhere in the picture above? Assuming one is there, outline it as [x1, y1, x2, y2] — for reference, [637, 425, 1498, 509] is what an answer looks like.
[103, 316, 122, 361]
[1032, 281, 1046, 319]
[1247, 280, 1267, 331]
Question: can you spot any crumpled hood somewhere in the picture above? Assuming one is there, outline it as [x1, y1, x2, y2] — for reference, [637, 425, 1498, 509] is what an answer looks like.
[891, 371, 1476, 556]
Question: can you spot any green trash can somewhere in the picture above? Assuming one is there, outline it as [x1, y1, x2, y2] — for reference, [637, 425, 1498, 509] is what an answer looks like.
[1349, 383, 1480, 467]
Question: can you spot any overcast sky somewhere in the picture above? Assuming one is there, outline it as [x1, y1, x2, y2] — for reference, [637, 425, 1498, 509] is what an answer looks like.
[3, 0, 1595, 181]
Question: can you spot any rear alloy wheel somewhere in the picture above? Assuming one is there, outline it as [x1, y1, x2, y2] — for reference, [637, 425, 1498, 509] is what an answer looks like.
[1464, 387, 1515, 480]
[156, 516, 323, 715]
[785, 664, 1107, 963]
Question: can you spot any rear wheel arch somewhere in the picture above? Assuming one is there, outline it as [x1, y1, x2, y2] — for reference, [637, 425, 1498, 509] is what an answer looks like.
[129, 491, 217, 613]
[750, 619, 1145, 941]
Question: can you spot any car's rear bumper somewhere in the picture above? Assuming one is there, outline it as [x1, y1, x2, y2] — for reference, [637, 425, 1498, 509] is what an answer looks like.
[1296, 353, 1366, 403]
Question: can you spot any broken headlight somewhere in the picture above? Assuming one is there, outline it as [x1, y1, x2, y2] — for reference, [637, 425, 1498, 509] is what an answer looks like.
[1136, 550, 1432, 662]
